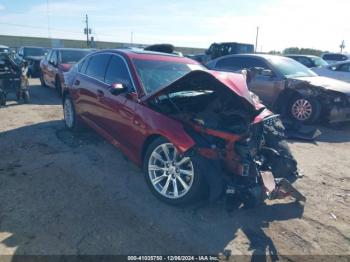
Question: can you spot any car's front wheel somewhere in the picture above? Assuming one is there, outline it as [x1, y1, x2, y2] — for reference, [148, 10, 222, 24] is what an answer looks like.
[143, 138, 206, 205]
[288, 96, 321, 124]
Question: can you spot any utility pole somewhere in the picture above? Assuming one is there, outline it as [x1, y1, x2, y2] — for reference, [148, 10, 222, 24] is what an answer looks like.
[340, 40, 345, 53]
[255, 26, 259, 53]
[84, 14, 91, 48]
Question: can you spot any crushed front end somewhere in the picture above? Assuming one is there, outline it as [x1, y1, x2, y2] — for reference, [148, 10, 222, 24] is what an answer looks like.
[144, 70, 306, 207]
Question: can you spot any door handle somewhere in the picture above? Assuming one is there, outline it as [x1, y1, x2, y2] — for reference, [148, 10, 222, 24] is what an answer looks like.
[97, 90, 104, 97]
[74, 79, 80, 86]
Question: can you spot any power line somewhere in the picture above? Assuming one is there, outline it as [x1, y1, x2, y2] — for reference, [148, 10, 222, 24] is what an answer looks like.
[46, 0, 51, 39]
[0, 22, 82, 34]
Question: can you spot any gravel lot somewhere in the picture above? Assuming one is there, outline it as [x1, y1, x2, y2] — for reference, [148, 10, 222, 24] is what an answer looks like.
[0, 79, 349, 259]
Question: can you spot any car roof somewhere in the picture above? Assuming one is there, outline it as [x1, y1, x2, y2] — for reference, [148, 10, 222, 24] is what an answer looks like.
[285, 54, 319, 58]
[0, 45, 9, 48]
[93, 49, 199, 64]
[322, 53, 350, 57]
[51, 48, 93, 51]
[211, 53, 284, 62]
[22, 46, 46, 49]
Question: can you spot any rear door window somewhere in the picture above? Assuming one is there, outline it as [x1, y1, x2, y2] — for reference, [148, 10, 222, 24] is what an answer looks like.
[78, 56, 91, 73]
[337, 63, 350, 72]
[50, 51, 58, 65]
[85, 54, 111, 81]
[295, 57, 313, 67]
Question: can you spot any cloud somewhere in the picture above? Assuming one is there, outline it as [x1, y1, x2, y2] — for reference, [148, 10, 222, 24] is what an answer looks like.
[0, 0, 349, 52]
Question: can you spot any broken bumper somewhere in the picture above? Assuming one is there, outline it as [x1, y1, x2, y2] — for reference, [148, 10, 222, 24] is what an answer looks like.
[328, 106, 350, 123]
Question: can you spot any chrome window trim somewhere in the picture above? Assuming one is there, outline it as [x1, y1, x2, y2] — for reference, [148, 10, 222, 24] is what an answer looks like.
[77, 52, 137, 92]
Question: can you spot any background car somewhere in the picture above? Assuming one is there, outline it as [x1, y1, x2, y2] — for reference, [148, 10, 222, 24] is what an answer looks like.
[312, 61, 350, 83]
[207, 54, 350, 124]
[285, 54, 328, 68]
[321, 53, 350, 64]
[15, 46, 47, 78]
[40, 48, 94, 95]
[0, 45, 10, 54]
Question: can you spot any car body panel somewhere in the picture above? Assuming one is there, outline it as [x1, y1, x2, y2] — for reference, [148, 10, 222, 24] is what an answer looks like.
[65, 49, 269, 167]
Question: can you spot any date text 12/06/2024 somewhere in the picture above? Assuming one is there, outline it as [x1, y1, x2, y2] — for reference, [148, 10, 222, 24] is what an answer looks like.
[127, 255, 219, 261]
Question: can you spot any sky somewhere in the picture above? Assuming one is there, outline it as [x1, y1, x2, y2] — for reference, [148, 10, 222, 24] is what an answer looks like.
[0, 0, 349, 52]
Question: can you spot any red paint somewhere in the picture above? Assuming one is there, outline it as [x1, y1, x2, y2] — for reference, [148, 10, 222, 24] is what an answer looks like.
[66, 49, 272, 172]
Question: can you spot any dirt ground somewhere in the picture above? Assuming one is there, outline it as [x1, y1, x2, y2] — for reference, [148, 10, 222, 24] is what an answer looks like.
[0, 79, 349, 260]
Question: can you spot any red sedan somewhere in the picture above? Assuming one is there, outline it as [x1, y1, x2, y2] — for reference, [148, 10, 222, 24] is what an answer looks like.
[62, 49, 301, 205]
[40, 48, 93, 96]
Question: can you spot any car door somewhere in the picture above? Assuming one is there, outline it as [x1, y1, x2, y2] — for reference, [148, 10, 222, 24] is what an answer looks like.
[245, 58, 285, 105]
[97, 55, 138, 151]
[46, 50, 58, 87]
[215, 56, 283, 106]
[41, 50, 51, 81]
[76, 53, 111, 124]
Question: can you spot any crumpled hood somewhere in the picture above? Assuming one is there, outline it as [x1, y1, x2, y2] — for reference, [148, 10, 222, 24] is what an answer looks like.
[59, 63, 73, 72]
[292, 76, 350, 96]
[142, 70, 255, 106]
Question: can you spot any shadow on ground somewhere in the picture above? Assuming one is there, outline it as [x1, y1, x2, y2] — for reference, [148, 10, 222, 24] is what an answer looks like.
[0, 120, 305, 260]
[2, 84, 60, 107]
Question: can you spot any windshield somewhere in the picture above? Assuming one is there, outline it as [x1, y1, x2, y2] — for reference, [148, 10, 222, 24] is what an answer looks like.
[24, 48, 46, 57]
[60, 50, 91, 63]
[133, 59, 204, 94]
[310, 57, 328, 67]
[268, 56, 317, 78]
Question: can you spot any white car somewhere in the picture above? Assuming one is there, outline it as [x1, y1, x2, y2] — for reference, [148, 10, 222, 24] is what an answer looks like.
[321, 53, 350, 64]
[313, 61, 350, 83]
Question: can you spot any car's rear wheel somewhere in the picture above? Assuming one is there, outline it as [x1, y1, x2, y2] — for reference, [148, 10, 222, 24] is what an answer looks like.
[288, 96, 320, 123]
[143, 137, 205, 205]
[63, 95, 82, 131]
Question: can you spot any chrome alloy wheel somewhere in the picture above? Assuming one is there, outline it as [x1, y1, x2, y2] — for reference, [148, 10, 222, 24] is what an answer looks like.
[148, 143, 194, 199]
[291, 98, 313, 121]
[63, 98, 74, 128]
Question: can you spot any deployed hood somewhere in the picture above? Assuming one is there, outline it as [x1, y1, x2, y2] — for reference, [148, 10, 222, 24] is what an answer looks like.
[142, 70, 255, 106]
[292, 76, 350, 96]
[144, 70, 263, 134]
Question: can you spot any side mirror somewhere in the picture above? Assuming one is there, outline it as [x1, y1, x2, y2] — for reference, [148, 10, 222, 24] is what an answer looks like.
[109, 83, 127, 95]
[260, 69, 274, 77]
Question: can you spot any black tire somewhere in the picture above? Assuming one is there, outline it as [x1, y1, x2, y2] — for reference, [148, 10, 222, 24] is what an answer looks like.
[55, 77, 62, 97]
[63, 95, 83, 132]
[143, 137, 207, 205]
[40, 73, 47, 87]
[23, 90, 30, 104]
[16, 90, 21, 101]
[288, 95, 321, 124]
[264, 129, 298, 180]
[0, 92, 6, 106]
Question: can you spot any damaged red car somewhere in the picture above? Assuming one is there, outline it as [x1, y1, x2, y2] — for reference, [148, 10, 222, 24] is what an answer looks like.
[62, 49, 305, 206]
